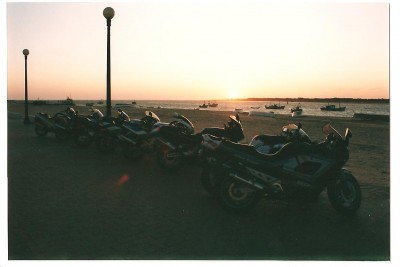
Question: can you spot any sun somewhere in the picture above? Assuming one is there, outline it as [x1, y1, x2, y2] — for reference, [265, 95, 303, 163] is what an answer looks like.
[228, 90, 240, 100]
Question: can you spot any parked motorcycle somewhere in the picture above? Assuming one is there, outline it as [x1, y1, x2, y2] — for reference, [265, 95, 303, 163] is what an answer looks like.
[200, 123, 361, 215]
[70, 108, 114, 147]
[201, 123, 313, 195]
[118, 111, 165, 160]
[94, 109, 131, 152]
[155, 114, 244, 170]
[34, 107, 77, 140]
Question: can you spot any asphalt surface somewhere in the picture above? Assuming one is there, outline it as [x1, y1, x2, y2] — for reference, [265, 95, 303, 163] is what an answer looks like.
[7, 117, 390, 260]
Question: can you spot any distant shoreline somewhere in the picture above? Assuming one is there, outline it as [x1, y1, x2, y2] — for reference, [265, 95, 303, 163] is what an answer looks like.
[7, 97, 390, 104]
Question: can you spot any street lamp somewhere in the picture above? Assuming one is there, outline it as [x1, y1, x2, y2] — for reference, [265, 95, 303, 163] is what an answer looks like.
[22, 49, 30, 124]
[103, 7, 115, 117]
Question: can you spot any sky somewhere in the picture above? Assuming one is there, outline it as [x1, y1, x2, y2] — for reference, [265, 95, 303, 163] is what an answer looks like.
[4, 1, 391, 100]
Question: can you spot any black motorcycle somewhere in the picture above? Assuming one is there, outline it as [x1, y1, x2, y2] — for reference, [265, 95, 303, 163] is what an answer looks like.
[70, 108, 115, 147]
[201, 123, 313, 195]
[154, 114, 244, 170]
[94, 109, 131, 152]
[118, 111, 165, 160]
[34, 107, 77, 140]
[200, 123, 361, 215]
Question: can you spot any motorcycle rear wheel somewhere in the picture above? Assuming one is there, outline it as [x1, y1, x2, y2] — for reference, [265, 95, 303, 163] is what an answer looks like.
[156, 147, 181, 170]
[327, 170, 361, 216]
[218, 176, 262, 212]
[35, 123, 48, 136]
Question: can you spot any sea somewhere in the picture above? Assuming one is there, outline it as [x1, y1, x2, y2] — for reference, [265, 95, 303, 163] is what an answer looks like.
[74, 99, 390, 119]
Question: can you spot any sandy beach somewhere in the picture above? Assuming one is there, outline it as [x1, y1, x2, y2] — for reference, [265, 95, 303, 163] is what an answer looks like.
[7, 102, 390, 260]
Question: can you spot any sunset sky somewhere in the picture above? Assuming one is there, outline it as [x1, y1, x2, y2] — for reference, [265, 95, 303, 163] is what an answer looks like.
[5, 1, 391, 100]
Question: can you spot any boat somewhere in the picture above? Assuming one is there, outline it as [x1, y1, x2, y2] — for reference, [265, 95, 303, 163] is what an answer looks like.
[97, 100, 104, 105]
[290, 103, 303, 117]
[86, 102, 94, 107]
[320, 104, 346, 111]
[208, 101, 218, 107]
[250, 106, 261, 109]
[265, 103, 285, 109]
[199, 102, 208, 108]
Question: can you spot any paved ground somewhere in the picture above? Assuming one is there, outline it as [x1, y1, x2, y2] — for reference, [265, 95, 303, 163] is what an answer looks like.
[7, 117, 390, 260]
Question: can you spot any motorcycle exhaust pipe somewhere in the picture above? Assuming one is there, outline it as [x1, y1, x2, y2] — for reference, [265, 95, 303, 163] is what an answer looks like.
[229, 174, 265, 191]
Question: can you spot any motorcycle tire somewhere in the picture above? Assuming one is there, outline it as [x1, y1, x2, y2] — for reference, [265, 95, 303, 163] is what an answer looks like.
[327, 170, 361, 216]
[73, 132, 93, 147]
[122, 142, 145, 161]
[156, 147, 181, 170]
[35, 123, 48, 136]
[217, 175, 262, 212]
[201, 167, 218, 195]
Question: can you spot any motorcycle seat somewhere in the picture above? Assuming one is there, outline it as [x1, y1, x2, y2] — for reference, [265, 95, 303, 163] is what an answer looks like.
[252, 135, 287, 146]
[222, 140, 322, 161]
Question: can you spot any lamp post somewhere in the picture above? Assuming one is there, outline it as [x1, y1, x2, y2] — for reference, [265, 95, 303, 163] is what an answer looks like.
[103, 7, 115, 117]
[23, 49, 30, 124]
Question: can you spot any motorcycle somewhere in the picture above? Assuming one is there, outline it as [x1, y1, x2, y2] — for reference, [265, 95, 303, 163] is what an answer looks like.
[118, 111, 165, 160]
[94, 109, 131, 152]
[154, 114, 244, 170]
[70, 108, 116, 147]
[200, 123, 361, 215]
[201, 123, 313, 195]
[34, 107, 77, 140]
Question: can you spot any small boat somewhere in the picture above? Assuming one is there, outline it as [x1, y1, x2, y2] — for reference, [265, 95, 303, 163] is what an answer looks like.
[199, 102, 208, 108]
[250, 106, 261, 109]
[97, 100, 104, 105]
[290, 103, 303, 117]
[290, 103, 303, 113]
[208, 101, 218, 107]
[320, 104, 346, 111]
[265, 103, 285, 109]
[86, 102, 94, 107]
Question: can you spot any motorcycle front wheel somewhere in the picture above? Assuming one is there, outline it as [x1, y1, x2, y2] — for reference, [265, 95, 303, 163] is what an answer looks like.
[327, 170, 361, 216]
[156, 147, 181, 170]
[35, 123, 48, 136]
[218, 176, 262, 212]
[73, 132, 93, 147]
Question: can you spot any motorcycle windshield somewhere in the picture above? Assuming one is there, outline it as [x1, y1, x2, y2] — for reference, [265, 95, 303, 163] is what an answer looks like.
[145, 111, 160, 122]
[229, 115, 243, 129]
[173, 114, 194, 129]
[322, 123, 343, 139]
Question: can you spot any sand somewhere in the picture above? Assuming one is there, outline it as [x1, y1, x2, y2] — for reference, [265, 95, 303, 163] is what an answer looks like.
[6, 102, 390, 260]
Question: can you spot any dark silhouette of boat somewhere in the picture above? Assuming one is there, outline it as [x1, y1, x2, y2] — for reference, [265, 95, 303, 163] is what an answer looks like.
[199, 102, 208, 108]
[320, 104, 346, 111]
[265, 103, 285, 109]
[290, 103, 303, 113]
[208, 101, 218, 107]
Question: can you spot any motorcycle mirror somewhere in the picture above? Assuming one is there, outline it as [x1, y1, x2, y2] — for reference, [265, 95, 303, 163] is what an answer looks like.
[297, 123, 302, 130]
